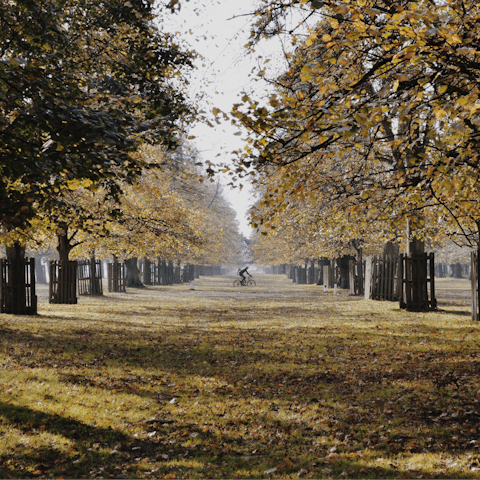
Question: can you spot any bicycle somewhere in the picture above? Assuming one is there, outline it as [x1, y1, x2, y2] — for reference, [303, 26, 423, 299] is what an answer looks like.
[233, 277, 256, 287]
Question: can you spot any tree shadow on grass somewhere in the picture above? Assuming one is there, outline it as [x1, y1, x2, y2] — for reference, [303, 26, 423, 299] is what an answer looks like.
[434, 308, 471, 317]
[0, 401, 130, 478]
[0, 402, 129, 443]
[0, 402, 421, 479]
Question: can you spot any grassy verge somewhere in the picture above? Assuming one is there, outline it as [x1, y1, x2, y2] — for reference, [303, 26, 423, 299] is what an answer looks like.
[1, 275, 479, 479]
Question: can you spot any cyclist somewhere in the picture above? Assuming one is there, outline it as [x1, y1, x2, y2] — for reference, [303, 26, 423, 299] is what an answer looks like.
[238, 266, 252, 286]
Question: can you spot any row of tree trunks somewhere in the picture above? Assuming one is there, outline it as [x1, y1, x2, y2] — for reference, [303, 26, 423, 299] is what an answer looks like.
[435, 262, 469, 279]
[285, 257, 354, 289]
[0, 242, 218, 314]
[128, 258, 198, 287]
[200, 265, 225, 276]
[269, 265, 287, 275]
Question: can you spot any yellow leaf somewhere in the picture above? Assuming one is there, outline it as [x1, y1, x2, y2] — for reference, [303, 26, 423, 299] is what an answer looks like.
[438, 85, 448, 94]
[450, 34, 462, 44]
[354, 114, 367, 124]
[435, 109, 447, 121]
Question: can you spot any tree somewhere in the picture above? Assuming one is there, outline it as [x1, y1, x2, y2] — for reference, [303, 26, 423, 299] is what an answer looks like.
[0, 0, 195, 230]
[232, 0, 480, 256]
[1, 0, 197, 307]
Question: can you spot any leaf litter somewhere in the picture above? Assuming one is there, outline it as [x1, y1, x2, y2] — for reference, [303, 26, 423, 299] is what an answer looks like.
[0, 275, 479, 478]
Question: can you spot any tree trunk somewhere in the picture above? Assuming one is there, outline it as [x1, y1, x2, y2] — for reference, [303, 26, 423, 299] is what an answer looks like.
[125, 258, 144, 288]
[57, 222, 74, 263]
[143, 258, 152, 285]
[451, 263, 463, 279]
[383, 240, 399, 259]
[316, 258, 329, 285]
[54, 222, 77, 303]
[339, 255, 353, 289]
[5, 241, 27, 310]
[406, 220, 426, 309]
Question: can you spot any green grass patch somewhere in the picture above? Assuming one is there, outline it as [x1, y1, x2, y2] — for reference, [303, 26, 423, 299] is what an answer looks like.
[1, 275, 480, 478]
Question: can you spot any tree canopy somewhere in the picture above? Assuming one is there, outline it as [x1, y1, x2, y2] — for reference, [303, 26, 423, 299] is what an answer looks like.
[17, 144, 244, 266]
[0, 0, 195, 229]
[232, 0, 480, 250]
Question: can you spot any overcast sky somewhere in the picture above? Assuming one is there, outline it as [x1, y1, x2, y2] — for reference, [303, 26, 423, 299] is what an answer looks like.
[164, 0, 286, 237]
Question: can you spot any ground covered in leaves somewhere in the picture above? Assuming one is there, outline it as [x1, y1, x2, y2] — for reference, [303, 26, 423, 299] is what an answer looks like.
[1, 274, 480, 479]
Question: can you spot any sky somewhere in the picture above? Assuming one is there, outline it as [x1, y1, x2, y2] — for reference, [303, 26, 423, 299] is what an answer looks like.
[164, 0, 286, 237]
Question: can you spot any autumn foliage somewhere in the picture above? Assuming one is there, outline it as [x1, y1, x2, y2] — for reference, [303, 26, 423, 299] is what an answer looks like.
[233, 0, 480, 260]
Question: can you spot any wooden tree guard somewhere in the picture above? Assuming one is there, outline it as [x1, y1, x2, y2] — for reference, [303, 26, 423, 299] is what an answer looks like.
[174, 265, 181, 284]
[349, 259, 365, 296]
[183, 264, 195, 283]
[170, 263, 175, 284]
[107, 261, 126, 292]
[399, 253, 436, 311]
[50, 261, 78, 304]
[472, 251, 479, 321]
[142, 259, 154, 286]
[157, 259, 166, 285]
[78, 258, 103, 296]
[0, 258, 37, 314]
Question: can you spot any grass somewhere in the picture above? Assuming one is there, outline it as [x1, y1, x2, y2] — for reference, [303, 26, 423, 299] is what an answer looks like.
[1, 274, 480, 479]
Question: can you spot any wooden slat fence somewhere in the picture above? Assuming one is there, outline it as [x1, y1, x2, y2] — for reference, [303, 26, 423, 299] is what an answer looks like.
[156, 260, 167, 285]
[142, 259, 154, 286]
[0, 258, 37, 314]
[399, 253, 436, 311]
[365, 256, 399, 301]
[50, 261, 78, 304]
[107, 261, 126, 292]
[373, 255, 399, 301]
[78, 258, 103, 296]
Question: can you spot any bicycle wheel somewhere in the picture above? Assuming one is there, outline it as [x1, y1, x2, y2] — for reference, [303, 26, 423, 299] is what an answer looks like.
[247, 279, 256, 287]
[233, 279, 241, 287]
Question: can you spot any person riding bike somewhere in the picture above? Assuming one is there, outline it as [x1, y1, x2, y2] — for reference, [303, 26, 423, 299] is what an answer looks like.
[238, 266, 252, 286]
